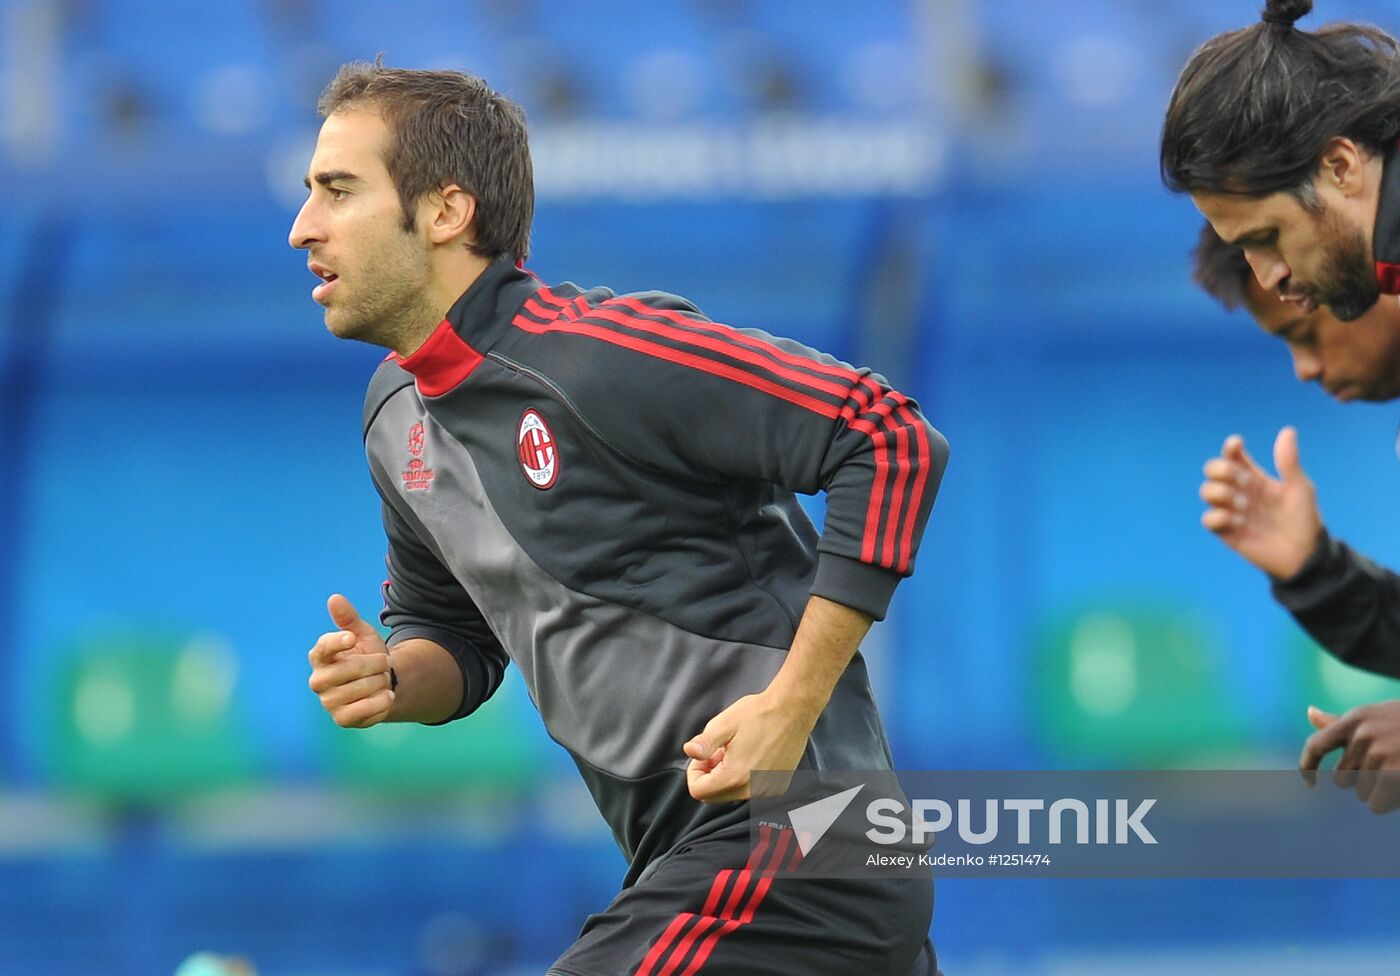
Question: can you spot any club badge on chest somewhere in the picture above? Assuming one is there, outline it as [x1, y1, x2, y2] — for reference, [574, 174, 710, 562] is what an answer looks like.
[518, 409, 558, 490]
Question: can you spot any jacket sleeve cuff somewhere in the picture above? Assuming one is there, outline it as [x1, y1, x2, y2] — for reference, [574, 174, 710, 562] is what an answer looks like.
[387, 624, 476, 725]
[810, 552, 902, 621]
[1270, 530, 1342, 611]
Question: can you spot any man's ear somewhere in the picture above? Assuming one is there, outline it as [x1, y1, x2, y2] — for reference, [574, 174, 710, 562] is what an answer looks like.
[425, 183, 477, 246]
[1317, 137, 1370, 198]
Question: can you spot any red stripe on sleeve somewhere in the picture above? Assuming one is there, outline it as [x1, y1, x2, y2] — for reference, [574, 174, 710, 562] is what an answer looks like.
[526, 292, 854, 403]
[584, 305, 855, 400]
[895, 399, 932, 573]
[848, 397, 898, 564]
[606, 294, 863, 383]
[882, 416, 912, 568]
[513, 312, 843, 419]
[521, 290, 932, 576]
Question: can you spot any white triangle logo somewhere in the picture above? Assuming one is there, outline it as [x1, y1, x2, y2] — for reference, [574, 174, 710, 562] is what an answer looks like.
[788, 785, 864, 856]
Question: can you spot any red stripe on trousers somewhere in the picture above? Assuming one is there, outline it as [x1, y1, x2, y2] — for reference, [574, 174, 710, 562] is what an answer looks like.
[678, 829, 796, 975]
[635, 914, 696, 976]
[700, 870, 734, 918]
[634, 827, 774, 976]
[656, 917, 720, 976]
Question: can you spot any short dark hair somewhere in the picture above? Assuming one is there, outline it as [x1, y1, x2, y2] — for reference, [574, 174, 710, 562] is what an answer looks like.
[318, 60, 534, 263]
[1191, 221, 1253, 310]
[1161, 0, 1400, 199]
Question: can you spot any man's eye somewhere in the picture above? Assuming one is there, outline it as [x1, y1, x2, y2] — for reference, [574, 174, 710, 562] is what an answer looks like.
[329, 188, 348, 201]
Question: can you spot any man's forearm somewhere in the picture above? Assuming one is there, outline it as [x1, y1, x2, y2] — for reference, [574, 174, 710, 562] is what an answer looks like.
[385, 637, 465, 723]
[766, 594, 874, 725]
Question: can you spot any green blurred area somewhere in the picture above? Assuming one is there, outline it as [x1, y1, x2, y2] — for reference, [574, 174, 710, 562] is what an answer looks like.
[40, 629, 548, 806]
[42, 631, 258, 805]
[36, 612, 1400, 806]
[1035, 604, 1400, 769]
[1293, 634, 1400, 721]
[1034, 605, 1250, 767]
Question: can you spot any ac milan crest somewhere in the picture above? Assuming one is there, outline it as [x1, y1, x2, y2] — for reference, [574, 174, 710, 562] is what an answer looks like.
[517, 409, 558, 490]
[408, 422, 426, 458]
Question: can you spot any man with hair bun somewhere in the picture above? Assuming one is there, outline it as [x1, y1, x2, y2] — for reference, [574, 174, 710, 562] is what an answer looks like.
[1190, 223, 1400, 813]
[1162, 0, 1400, 322]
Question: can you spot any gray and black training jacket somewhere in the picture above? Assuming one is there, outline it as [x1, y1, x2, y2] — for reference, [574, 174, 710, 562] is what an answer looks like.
[362, 257, 949, 883]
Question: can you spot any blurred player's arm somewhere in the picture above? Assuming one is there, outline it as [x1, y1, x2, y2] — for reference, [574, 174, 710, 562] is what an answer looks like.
[1273, 533, 1400, 680]
[1199, 428, 1400, 679]
[1300, 701, 1400, 814]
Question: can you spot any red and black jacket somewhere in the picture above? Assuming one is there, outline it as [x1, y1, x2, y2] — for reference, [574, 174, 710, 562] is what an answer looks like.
[362, 257, 949, 879]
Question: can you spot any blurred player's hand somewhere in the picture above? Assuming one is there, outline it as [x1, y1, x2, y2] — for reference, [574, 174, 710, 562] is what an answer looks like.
[1198, 427, 1321, 580]
[307, 593, 395, 728]
[1300, 701, 1400, 814]
[683, 692, 809, 804]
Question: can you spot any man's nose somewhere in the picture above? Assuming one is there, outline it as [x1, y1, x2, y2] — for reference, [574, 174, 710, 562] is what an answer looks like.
[289, 199, 322, 250]
[1246, 252, 1289, 293]
[1291, 346, 1323, 383]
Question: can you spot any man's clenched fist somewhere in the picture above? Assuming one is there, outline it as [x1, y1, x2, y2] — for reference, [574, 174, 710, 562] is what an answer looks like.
[307, 593, 395, 728]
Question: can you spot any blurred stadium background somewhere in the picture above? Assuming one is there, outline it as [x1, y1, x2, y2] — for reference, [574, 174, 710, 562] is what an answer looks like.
[2, 0, 1400, 972]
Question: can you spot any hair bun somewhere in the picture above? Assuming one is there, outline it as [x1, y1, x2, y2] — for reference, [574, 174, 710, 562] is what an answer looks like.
[1261, 0, 1313, 28]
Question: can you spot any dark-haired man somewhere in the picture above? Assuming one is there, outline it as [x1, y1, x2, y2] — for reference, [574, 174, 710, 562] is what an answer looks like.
[1193, 223, 1400, 813]
[1161, 0, 1400, 323]
[292, 62, 947, 974]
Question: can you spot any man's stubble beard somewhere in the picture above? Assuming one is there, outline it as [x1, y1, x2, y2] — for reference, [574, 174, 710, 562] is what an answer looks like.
[326, 245, 440, 353]
[1317, 207, 1382, 322]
